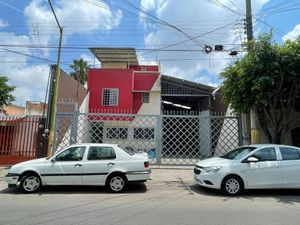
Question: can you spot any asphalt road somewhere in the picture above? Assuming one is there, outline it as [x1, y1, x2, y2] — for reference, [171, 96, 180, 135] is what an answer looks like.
[1, 167, 300, 225]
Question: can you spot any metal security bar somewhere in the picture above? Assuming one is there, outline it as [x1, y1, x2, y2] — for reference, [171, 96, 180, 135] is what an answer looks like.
[54, 111, 241, 165]
[0, 116, 46, 164]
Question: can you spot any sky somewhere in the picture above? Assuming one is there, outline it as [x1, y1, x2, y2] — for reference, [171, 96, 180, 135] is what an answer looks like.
[0, 0, 300, 106]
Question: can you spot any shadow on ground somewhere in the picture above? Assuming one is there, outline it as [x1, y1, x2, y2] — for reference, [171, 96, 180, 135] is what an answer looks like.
[0, 183, 147, 195]
[190, 184, 300, 204]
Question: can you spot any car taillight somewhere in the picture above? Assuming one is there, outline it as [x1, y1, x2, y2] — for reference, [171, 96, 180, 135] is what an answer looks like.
[144, 161, 149, 168]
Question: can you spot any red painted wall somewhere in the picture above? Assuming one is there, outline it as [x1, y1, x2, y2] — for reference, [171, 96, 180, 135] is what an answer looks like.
[88, 66, 160, 113]
[133, 73, 159, 91]
[88, 68, 134, 112]
[132, 92, 142, 113]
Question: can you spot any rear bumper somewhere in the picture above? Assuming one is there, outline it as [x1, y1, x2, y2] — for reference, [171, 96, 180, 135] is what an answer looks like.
[126, 169, 151, 182]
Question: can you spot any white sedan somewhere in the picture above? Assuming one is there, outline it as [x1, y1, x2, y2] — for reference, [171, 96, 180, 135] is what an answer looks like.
[5, 143, 151, 193]
[194, 144, 300, 195]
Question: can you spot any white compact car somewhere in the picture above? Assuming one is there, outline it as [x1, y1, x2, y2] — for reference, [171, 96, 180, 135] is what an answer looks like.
[5, 143, 151, 193]
[194, 144, 300, 195]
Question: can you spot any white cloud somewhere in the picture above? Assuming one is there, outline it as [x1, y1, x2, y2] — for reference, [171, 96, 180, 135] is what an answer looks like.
[24, 0, 122, 37]
[0, 58, 49, 106]
[0, 0, 122, 105]
[0, 19, 8, 28]
[141, 0, 269, 86]
[283, 24, 300, 41]
[140, 0, 156, 20]
[80, 54, 100, 69]
[0, 32, 31, 66]
[8, 65, 50, 105]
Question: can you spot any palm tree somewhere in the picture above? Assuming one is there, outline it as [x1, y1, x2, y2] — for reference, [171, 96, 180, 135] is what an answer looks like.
[70, 58, 90, 85]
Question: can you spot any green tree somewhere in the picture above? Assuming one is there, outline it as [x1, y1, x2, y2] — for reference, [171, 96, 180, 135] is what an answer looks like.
[70, 58, 90, 85]
[220, 33, 300, 144]
[0, 76, 15, 109]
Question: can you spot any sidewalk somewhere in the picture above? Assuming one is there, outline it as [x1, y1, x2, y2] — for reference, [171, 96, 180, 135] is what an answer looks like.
[150, 165, 194, 183]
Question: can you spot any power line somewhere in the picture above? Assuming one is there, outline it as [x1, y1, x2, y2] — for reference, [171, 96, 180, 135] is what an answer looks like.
[120, 0, 207, 47]
[204, 0, 244, 16]
[255, 0, 300, 18]
[257, 0, 296, 15]
[253, 16, 297, 40]
[142, 21, 236, 55]
[0, 0, 23, 13]
[0, 47, 56, 64]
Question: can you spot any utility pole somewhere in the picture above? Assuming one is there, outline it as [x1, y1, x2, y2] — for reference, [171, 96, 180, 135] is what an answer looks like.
[47, 0, 63, 156]
[245, 0, 260, 144]
[245, 0, 253, 41]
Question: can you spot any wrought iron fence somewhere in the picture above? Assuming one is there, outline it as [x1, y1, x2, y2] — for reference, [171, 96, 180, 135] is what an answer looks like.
[0, 116, 47, 164]
[54, 111, 242, 165]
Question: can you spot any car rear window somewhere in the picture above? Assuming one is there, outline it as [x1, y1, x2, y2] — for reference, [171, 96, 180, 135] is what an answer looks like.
[280, 147, 300, 160]
[122, 147, 135, 156]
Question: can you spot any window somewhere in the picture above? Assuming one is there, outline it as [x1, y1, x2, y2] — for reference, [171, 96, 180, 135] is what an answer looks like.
[134, 128, 154, 140]
[102, 88, 118, 106]
[280, 147, 300, 160]
[251, 147, 277, 161]
[87, 146, 116, 160]
[221, 147, 257, 160]
[142, 92, 149, 103]
[106, 127, 128, 139]
[56, 147, 85, 161]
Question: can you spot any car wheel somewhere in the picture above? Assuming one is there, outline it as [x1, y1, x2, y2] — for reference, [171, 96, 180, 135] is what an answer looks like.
[221, 175, 243, 196]
[20, 173, 41, 193]
[106, 174, 127, 193]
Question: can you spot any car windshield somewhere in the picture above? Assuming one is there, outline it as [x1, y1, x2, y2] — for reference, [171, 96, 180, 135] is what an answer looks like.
[220, 147, 257, 160]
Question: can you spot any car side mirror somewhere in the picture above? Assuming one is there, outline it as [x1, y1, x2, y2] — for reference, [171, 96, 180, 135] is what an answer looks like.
[51, 158, 56, 163]
[246, 157, 259, 163]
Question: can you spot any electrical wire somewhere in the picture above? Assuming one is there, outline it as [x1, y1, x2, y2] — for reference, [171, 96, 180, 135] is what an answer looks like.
[253, 16, 297, 40]
[204, 0, 244, 16]
[0, 47, 57, 64]
[142, 21, 236, 56]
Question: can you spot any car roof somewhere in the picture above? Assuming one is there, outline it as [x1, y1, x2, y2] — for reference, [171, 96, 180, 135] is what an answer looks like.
[245, 144, 299, 148]
[69, 143, 118, 148]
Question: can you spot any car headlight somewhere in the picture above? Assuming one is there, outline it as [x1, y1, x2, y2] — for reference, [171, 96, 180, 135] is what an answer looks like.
[203, 166, 222, 173]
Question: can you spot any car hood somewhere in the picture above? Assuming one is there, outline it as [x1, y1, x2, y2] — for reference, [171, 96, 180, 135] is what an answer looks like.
[14, 157, 48, 167]
[196, 157, 232, 167]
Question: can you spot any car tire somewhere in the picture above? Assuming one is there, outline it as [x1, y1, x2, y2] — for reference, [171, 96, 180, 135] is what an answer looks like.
[221, 175, 243, 196]
[106, 174, 127, 193]
[19, 173, 41, 193]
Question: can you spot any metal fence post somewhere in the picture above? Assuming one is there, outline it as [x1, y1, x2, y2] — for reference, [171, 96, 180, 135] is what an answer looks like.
[70, 109, 78, 144]
[155, 115, 162, 165]
[52, 115, 59, 155]
[238, 114, 243, 146]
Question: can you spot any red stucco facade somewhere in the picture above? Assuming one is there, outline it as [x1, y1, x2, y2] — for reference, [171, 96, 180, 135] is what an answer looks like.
[88, 66, 159, 113]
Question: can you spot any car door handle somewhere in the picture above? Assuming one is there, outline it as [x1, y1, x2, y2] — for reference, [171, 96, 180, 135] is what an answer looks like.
[108, 163, 115, 167]
[75, 164, 82, 167]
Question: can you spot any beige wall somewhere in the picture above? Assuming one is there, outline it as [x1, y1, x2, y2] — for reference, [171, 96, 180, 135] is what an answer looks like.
[137, 75, 161, 115]
[101, 62, 128, 69]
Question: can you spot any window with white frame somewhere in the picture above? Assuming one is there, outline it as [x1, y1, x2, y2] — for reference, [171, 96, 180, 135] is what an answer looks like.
[102, 88, 119, 106]
[142, 92, 150, 103]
